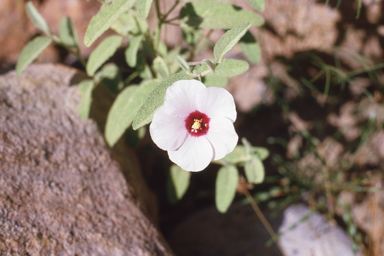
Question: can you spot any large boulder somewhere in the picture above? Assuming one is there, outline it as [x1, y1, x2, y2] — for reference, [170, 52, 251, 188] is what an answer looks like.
[0, 64, 173, 255]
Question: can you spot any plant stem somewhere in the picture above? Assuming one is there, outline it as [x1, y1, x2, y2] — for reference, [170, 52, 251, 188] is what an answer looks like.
[188, 30, 213, 61]
[154, 0, 162, 53]
[124, 71, 139, 85]
[51, 36, 86, 68]
[243, 187, 286, 256]
[162, 0, 180, 22]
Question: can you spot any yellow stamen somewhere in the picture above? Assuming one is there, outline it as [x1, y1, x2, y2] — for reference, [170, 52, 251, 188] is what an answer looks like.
[191, 119, 202, 133]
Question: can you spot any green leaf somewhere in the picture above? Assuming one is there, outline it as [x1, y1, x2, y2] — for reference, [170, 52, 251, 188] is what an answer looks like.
[246, 0, 265, 12]
[132, 73, 192, 130]
[239, 32, 261, 64]
[202, 76, 228, 88]
[181, 24, 202, 46]
[215, 165, 239, 213]
[158, 41, 168, 58]
[213, 145, 249, 165]
[86, 35, 123, 76]
[176, 55, 190, 72]
[214, 23, 251, 64]
[153, 56, 169, 79]
[125, 35, 143, 67]
[84, 0, 135, 47]
[16, 36, 52, 77]
[111, 11, 148, 36]
[137, 54, 153, 79]
[26, 1, 50, 35]
[77, 79, 95, 119]
[213, 145, 269, 165]
[180, 1, 264, 29]
[59, 17, 79, 47]
[194, 59, 249, 78]
[202, 59, 215, 73]
[105, 79, 159, 147]
[244, 155, 265, 184]
[253, 147, 269, 160]
[167, 164, 191, 204]
[110, 11, 135, 36]
[137, 0, 153, 19]
[94, 63, 119, 84]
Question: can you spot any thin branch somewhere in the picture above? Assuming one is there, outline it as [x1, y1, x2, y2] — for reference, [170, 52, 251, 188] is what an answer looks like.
[243, 186, 286, 256]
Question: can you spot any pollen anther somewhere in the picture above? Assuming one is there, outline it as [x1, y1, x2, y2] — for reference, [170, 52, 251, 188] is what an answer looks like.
[191, 119, 202, 133]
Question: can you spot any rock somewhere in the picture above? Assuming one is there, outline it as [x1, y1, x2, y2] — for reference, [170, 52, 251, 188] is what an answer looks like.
[168, 203, 283, 256]
[278, 204, 359, 256]
[0, 64, 173, 256]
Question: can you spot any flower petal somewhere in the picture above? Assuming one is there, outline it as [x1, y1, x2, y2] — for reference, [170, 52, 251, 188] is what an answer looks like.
[206, 116, 238, 160]
[196, 87, 237, 122]
[162, 79, 206, 118]
[150, 106, 188, 151]
[168, 135, 213, 172]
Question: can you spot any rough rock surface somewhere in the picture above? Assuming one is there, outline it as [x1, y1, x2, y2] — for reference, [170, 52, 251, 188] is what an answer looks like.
[278, 204, 359, 256]
[0, 64, 173, 256]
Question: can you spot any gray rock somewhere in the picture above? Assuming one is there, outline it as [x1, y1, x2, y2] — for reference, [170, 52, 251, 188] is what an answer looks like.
[278, 204, 359, 256]
[0, 64, 173, 256]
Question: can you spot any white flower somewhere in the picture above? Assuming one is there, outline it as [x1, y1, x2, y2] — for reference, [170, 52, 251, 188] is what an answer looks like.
[149, 79, 238, 172]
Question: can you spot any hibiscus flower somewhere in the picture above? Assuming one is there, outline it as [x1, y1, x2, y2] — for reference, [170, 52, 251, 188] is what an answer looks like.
[149, 79, 238, 172]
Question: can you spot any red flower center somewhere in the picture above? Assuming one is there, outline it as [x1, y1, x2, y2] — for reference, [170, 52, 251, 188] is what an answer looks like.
[185, 110, 210, 137]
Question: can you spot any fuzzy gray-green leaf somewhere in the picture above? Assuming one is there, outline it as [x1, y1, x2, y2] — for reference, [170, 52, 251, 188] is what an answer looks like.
[214, 23, 251, 64]
[202, 76, 228, 88]
[194, 59, 249, 78]
[86, 35, 123, 76]
[94, 63, 119, 84]
[176, 55, 190, 72]
[105, 79, 159, 147]
[215, 165, 239, 213]
[26, 1, 50, 35]
[253, 147, 269, 160]
[153, 56, 169, 79]
[245, 155, 265, 184]
[213, 145, 269, 165]
[239, 32, 261, 64]
[77, 79, 95, 119]
[125, 35, 143, 67]
[84, 0, 135, 47]
[59, 17, 79, 47]
[168, 164, 191, 203]
[132, 73, 192, 130]
[137, 0, 153, 19]
[180, 1, 264, 29]
[246, 0, 265, 12]
[16, 36, 52, 77]
[111, 11, 149, 36]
